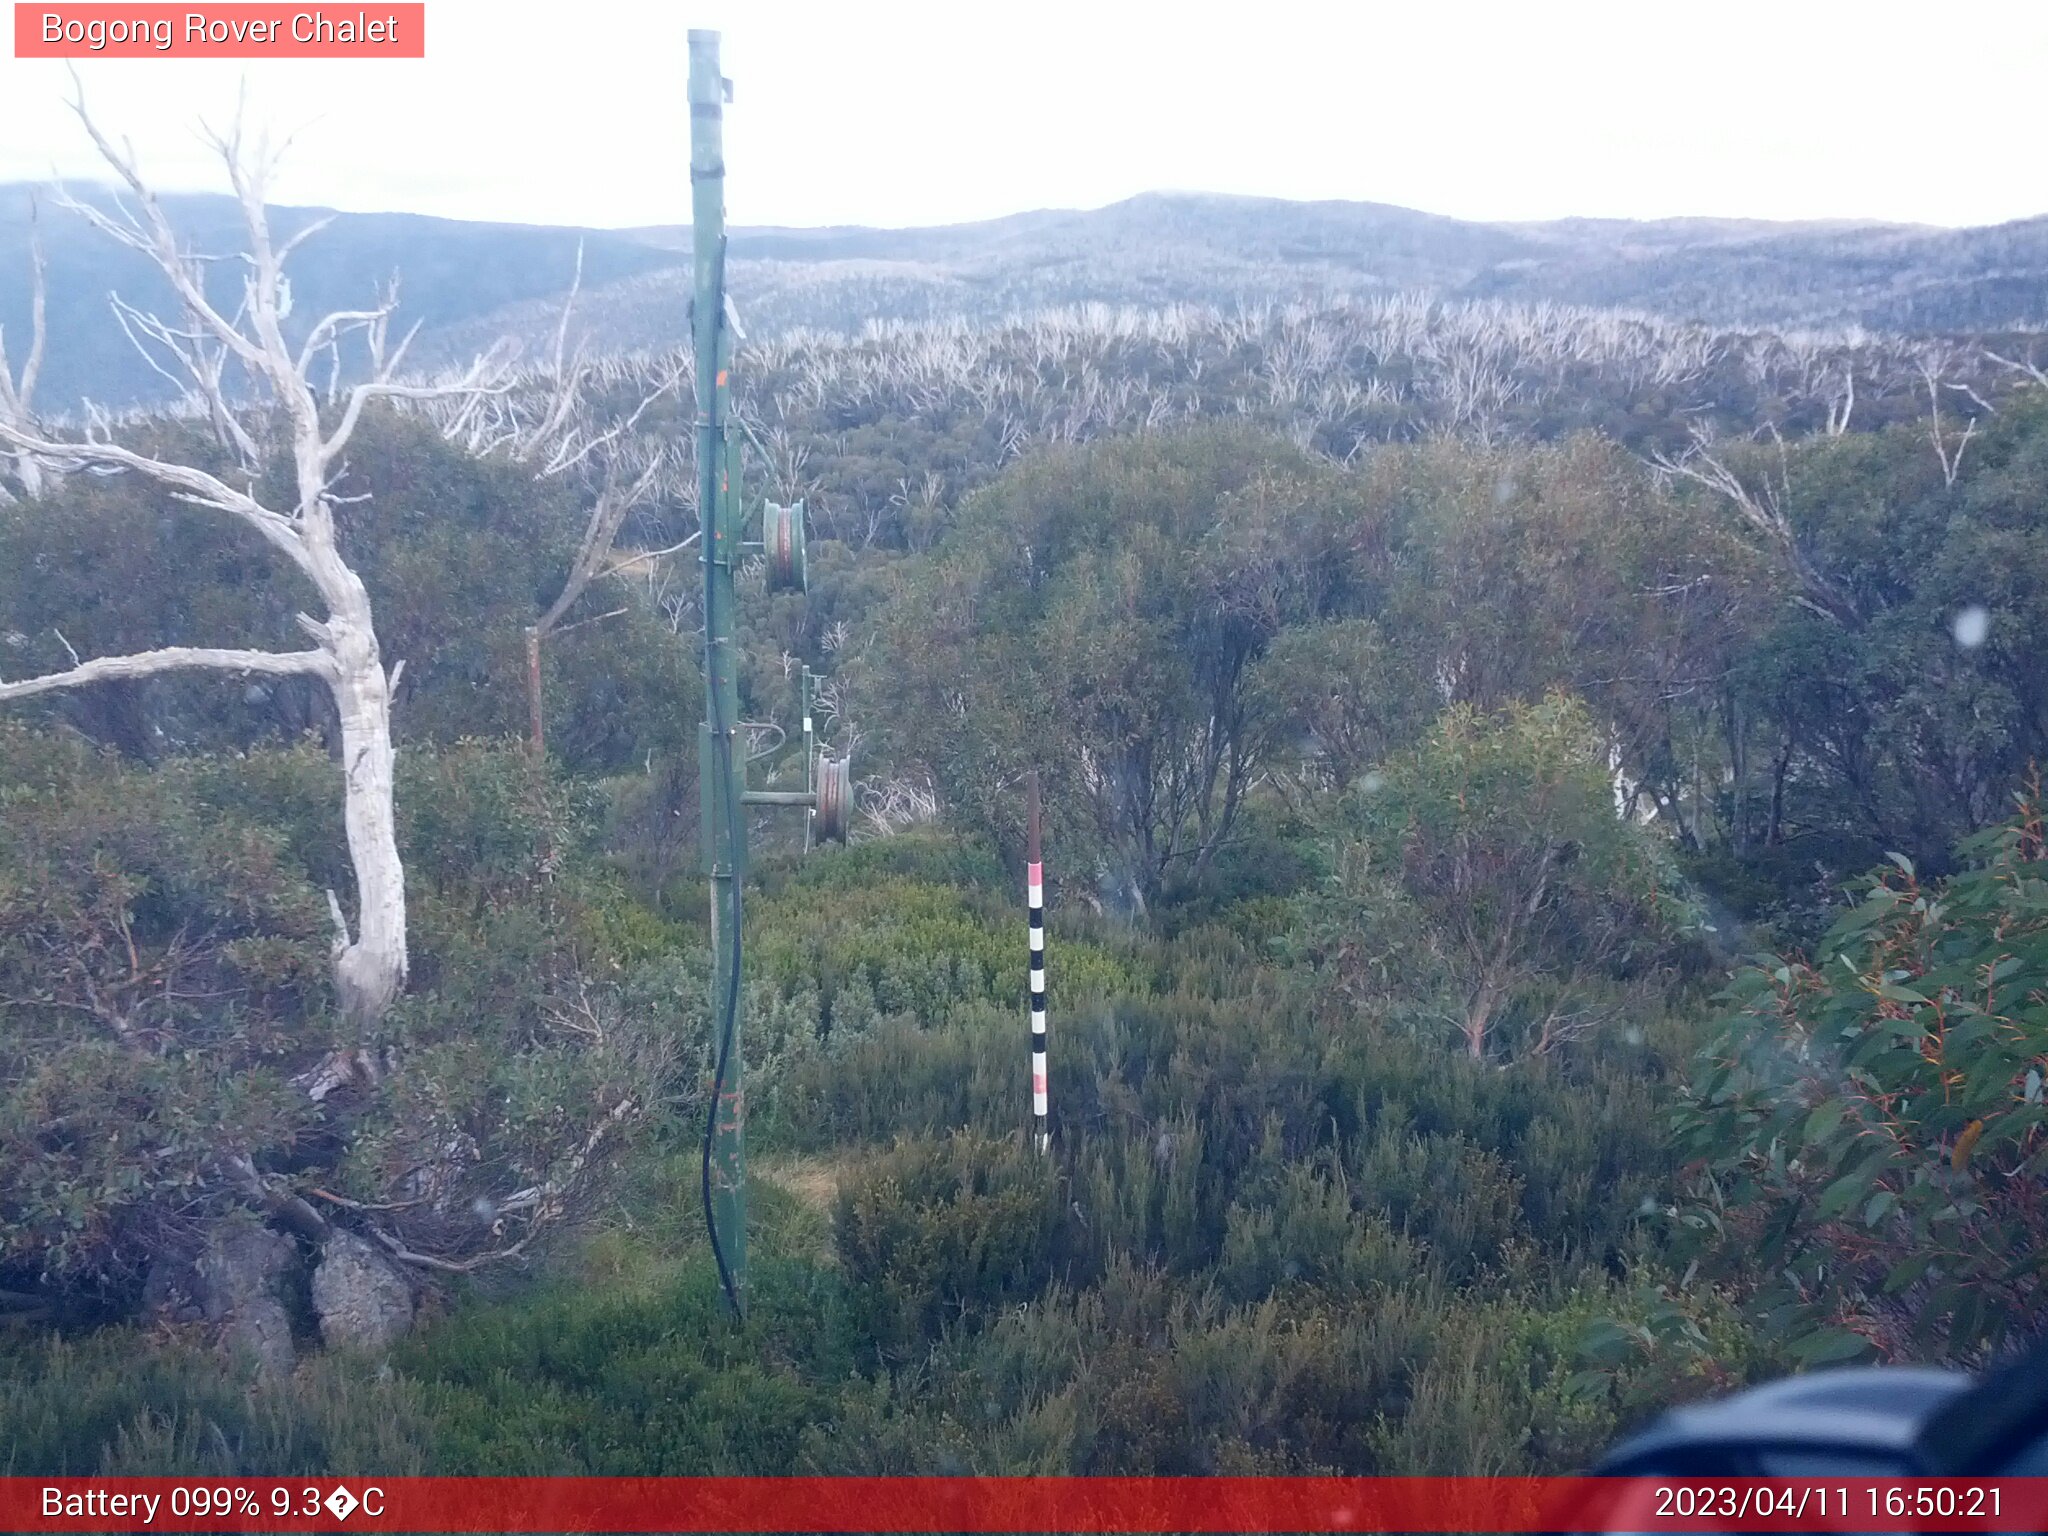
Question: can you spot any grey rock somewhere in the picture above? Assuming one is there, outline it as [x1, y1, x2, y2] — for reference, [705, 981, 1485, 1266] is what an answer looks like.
[192, 1222, 299, 1379]
[140, 1255, 206, 1325]
[312, 1230, 414, 1352]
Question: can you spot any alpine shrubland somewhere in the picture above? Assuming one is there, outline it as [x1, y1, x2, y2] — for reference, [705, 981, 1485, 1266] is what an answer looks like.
[4, 184, 2048, 1471]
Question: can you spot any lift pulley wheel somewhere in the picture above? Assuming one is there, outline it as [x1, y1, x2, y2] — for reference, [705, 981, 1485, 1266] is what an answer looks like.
[813, 753, 851, 843]
[763, 500, 808, 593]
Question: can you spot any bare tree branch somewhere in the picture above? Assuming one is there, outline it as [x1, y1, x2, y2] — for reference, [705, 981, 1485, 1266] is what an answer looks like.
[0, 421, 306, 560]
[0, 645, 331, 702]
[1646, 423, 1860, 627]
[367, 1097, 636, 1272]
[1985, 346, 2048, 392]
[535, 452, 667, 635]
[603, 529, 700, 576]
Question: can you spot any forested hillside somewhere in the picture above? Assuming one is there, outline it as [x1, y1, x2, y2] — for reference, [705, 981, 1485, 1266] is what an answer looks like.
[10, 181, 2048, 410]
[457, 194, 2048, 366]
[4, 151, 2048, 1478]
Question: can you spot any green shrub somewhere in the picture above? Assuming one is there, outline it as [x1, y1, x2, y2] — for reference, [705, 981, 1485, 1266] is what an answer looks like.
[1675, 791, 2048, 1364]
[0, 1331, 428, 1476]
[837, 1132, 1070, 1361]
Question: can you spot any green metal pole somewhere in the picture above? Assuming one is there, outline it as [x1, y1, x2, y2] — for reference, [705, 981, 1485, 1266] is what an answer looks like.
[690, 27, 746, 1315]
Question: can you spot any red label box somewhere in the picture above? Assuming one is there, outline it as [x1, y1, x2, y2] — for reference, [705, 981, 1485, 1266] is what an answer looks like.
[4, 1477, 2048, 1533]
[14, 4, 425, 57]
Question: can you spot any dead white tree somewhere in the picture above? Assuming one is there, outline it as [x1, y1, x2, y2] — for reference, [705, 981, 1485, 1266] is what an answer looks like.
[1918, 349, 1979, 489]
[0, 95, 505, 1031]
[472, 266, 686, 754]
[1647, 423, 1860, 628]
[1824, 363, 1855, 437]
[855, 770, 941, 837]
[0, 199, 47, 500]
[524, 445, 671, 752]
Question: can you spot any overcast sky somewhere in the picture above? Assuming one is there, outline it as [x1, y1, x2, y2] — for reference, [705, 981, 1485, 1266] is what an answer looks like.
[2, 0, 2043, 232]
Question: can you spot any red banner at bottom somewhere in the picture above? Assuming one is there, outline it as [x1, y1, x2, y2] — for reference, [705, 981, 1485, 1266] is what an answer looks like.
[5, 1476, 2044, 1532]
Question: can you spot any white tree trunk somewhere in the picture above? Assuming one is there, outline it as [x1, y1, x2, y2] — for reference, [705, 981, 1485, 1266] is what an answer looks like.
[328, 593, 407, 1026]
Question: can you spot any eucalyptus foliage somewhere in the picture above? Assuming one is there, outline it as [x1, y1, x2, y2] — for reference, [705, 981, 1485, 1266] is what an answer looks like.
[1676, 786, 2048, 1363]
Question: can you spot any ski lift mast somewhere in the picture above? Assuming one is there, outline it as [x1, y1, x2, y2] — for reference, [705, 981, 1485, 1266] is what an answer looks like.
[689, 29, 849, 1318]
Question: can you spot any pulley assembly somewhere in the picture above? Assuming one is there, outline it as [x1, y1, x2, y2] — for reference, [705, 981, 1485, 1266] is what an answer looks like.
[813, 750, 851, 844]
[761, 500, 808, 593]
[735, 666, 850, 847]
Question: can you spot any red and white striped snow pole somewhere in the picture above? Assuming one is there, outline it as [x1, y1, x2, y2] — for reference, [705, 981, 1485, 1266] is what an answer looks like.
[1027, 769, 1049, 1153]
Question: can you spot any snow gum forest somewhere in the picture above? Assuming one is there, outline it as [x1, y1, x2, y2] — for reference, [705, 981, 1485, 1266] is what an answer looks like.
[3, 116, 2048, 1477]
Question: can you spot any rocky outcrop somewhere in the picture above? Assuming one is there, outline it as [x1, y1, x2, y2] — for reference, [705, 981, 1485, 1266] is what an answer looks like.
[146, 1222, 301, 1379]
[311, 1229, 414, 1352]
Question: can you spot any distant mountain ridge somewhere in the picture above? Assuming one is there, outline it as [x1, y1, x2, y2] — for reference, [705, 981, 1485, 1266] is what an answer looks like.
[6, 184, 2046, 409]
[0, 184, 678, 411]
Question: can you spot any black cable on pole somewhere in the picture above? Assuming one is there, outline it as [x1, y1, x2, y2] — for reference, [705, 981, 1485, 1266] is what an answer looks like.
[700, 727, 743, 1317]
[698, 227, 744, 1319]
